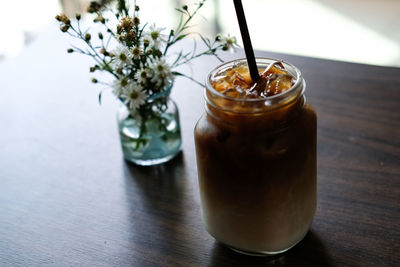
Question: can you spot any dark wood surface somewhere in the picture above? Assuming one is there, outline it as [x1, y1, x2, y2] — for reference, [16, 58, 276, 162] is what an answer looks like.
[0, 26, 399, 266]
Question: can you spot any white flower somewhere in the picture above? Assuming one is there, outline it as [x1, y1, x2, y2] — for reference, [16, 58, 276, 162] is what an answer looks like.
[218, 34, 238, 52]
[111, 45, 133, 68]
[111, 77, 129, 97]
[134, 67, 152, 84]
[149, 57, 174, 88]
[146, 24, 167, 49]
[121, 83, 147, 111]
[131, 46, 143, 60]
[142, 36, 152, 47]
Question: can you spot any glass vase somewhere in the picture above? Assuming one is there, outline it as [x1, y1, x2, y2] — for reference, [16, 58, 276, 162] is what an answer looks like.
[117, 86, 182, 166]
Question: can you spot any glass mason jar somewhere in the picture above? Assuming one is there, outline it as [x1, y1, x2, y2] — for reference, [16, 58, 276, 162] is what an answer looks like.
[194, 58, 317, 255]
[117, 84, 182, 166]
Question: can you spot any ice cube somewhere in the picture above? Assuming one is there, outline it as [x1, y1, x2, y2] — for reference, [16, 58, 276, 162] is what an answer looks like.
[249, 61, 294, 97]
[258, 73, 293, 97]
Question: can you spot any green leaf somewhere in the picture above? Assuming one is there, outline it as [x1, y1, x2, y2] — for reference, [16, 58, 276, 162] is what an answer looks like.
[181, 25, 192, 32]
[172, 71, 183, 76]
[172, 71, 204, 87]
[200, 35, 211, 48]
[172, 51, 184, 66]
[191, 39, 197, 57]
[176, 34, 189, 41]
[175, 8, 185, 14]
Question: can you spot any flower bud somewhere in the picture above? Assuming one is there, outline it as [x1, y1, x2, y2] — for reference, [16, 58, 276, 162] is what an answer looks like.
[152, 49, 162, 58]
[94, 15, 105, 24]
[90, 67, 96, 72]
[91, 78, 98, 83]
[60, 25, 70, 32]
[76, 13, 81, 20]
[85, 33, 91, 42]
[56, 13, 70, 25]
[67, 48, 74, 53]
[135, 5, 140, 11]
[133, 16, 140, 26]
[126, 32, 135, 42]
[121, 17, 133, 30]
[98, 32, 103, 40]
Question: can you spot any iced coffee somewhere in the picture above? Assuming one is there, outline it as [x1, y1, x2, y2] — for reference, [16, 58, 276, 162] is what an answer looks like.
[194, 58, 317, 255]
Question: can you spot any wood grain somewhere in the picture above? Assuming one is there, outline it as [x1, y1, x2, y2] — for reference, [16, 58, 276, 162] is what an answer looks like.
[0, 26, 399, 266]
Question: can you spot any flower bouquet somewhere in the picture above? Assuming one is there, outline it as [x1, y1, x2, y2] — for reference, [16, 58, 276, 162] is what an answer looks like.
[56, 0, 236, 165]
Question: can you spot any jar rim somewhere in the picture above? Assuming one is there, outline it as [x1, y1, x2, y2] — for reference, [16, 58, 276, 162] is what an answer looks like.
[205, 57, 305, 106]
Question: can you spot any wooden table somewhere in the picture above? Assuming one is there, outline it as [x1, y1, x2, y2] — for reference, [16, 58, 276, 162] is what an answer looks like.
[0, 26, 399, 266]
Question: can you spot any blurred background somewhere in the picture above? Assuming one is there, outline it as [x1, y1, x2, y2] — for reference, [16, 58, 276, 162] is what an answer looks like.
[0, 0, 399, 67]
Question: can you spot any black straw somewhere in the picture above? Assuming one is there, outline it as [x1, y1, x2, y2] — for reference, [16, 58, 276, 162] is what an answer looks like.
[233, 0, 259, 83]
